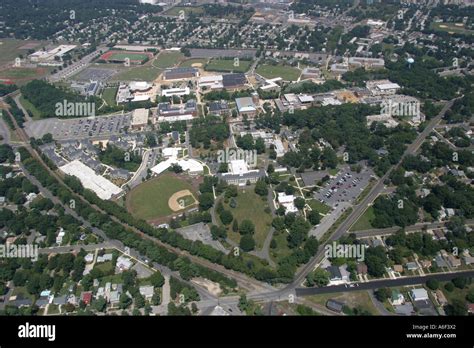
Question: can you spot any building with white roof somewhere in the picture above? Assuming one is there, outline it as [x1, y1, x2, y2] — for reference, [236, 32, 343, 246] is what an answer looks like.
[366, 80, 401, 96]
[277, 192, 298, 214]
[161, 87, 191, 97]
[235, 97, 257, 117]
[60, 160, 122, 200]
[410, 288, 429, 302]
[198, 75, 223, 89]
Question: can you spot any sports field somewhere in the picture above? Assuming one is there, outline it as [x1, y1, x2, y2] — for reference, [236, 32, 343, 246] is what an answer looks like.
[256, 64, 301, 81]
[126, 174, 198, 220]
[180, 58, 208, 68]
[205, 59, 252, 73]
[100, 51, 153, 64]
[430, 22, 473, 36]
[110, 66, 163, 82]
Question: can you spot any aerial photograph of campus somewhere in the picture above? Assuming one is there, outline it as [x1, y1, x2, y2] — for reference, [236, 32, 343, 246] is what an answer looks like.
[0, 0, 474, 338]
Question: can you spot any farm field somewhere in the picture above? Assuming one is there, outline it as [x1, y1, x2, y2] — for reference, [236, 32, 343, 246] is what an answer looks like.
[205, 59, 252, 73]
[126, 173, 198, 220]
[256, 64, 301, 81]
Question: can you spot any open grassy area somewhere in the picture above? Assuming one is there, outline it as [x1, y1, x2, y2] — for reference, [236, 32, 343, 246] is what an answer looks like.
[205, 59, 252, 73]
[180, 58, 208, 68]
[111, 66, 162, 82]
[350, 206, 375, 231]
[431, 22, 474, 36]
[0, 39, 43, 66]
[165, 6, 204, 16]
[19, 95, 42, 120]
[101, 87, 118, 106]
[306, 290, 379, 315]
[153, 51, 184, 69]
[0, 67, 47, 85]
[223, 189, 272, 249]
[256, 64, 301, 81]
[270, 231, 292, 263]
[126, 174, 198, 220]
[307, 199, 331, 215]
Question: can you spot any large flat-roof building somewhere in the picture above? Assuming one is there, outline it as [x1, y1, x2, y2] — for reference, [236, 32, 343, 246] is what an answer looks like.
[60, 160, 122, 200]
[223, 73, 247, 89]
[235, 97, 257, 118]
[164, 67, 199, 80]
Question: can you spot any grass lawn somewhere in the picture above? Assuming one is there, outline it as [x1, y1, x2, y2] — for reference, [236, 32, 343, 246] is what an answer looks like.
[94, 261, 114, 275]
[0, 39, 43, 66]
[439, 281, 473, 304]
[256, 64, 301, 81]
[19, 95, 42, 120]
[0, 67, 47, 84]
[153, 51, 184, 69]
[350, 206, 375, 231]
[307, 199, 331, 215]
[307, 290, 379, 315]
[102, 87, 118, 106]
[269, 231, 292, 263]
[205, 59, 252, 73]
[111, 66, 162, 82]
[180, 58, 208, 68]
[165, 6, 204, 16]
[223, 189, 272, 249]
[126, 173, 198, 220]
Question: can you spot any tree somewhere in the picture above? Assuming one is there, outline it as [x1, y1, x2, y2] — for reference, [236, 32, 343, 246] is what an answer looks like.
[307, 210, 321, 225]
[294, 197, 305, 210]
[426, 279, 439, 290]
[240, 235, 255, 252]
[306, 268, 329, 287]
[93, 297, 107, 312]
[119, 293, 132, 309]
[199, 192, 214, 211]
[374, 288, 391, 302]
[444, 282, 454, 292]
[239, 219, 255, 235]
[254, 179, 268, 196]
[452, 277, 469, 289]
[219, 210, 233, 225]
[149, 271, 165, 288]
[445, 299, 467, 316]
[232, 219, 239, 232]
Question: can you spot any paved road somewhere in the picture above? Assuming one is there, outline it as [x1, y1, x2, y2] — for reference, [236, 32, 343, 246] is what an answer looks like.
[295, 269, 474, 297]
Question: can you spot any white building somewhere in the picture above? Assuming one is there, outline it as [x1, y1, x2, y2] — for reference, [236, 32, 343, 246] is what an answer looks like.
[410, 288, 429, 302]
[277, 192, 298, 214]
[161, 87, 191, 97]
[60, 160, 122, 200]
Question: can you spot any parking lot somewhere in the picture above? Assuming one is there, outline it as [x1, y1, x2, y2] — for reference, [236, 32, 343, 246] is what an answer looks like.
[315, 165, 374, 207]
[25, 113, 131, 140]
[72, 67, 117, 82]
